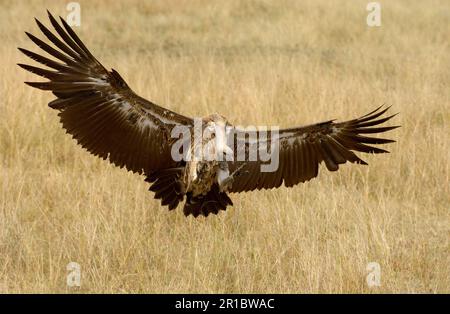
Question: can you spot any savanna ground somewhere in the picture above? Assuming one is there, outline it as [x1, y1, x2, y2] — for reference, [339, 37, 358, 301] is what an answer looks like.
[0, 0, 449, 293]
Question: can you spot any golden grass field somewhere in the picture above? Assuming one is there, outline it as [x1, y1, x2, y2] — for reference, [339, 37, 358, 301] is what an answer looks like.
[0, 0, 449, 293]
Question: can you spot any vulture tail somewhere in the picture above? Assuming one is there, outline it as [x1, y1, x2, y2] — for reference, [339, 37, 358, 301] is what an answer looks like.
[183, 184, 233, 217]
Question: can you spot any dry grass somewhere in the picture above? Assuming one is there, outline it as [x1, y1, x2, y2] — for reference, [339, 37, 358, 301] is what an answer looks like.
[0, 0, 449, 293]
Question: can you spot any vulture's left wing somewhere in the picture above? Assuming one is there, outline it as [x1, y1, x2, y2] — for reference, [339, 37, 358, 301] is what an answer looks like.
[228, 106, 399, 193]
[18, 11, 193, 175]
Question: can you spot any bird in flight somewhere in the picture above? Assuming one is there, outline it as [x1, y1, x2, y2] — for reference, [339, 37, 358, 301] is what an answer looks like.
[19, 11, 399, 217]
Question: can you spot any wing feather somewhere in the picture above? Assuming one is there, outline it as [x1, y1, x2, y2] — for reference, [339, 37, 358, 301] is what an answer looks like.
[19, 11, 193, 175]
[229, 106, 399, 193]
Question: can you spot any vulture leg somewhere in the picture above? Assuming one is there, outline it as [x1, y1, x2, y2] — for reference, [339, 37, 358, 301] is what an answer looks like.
[219, 162, 248, 192]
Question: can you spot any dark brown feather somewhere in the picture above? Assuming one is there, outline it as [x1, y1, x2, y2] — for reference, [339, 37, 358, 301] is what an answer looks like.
[229, 105, 399, 193]
[19, 12, 193, 178]
[183, 185, 231, 217]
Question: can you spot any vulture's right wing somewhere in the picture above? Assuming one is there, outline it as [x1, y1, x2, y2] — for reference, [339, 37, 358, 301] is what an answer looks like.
[18, 11, 193, 175]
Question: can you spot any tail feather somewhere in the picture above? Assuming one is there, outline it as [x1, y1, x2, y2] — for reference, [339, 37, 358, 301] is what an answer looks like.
[183, 184, 233, 217]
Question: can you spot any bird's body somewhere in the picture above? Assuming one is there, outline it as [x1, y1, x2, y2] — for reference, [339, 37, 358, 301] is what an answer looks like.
[19, 12, 399, 217]
[183, 135, 222, 197]
[182, 113, 231, 197]
[185, 159, 219, 196]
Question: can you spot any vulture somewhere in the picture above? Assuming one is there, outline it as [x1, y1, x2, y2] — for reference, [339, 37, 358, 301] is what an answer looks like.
[19, 11, 399, 217]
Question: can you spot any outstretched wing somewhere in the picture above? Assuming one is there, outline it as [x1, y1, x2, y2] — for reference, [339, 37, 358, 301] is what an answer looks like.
[228, 105, 399, 193]
[18, 11, 192, 175]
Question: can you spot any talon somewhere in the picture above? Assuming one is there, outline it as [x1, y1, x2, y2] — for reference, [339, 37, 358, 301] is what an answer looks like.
[233, 163, 247, 177]
[219, 176, 234, 192]
[219, 163, 247, 192]
[235, 169, 249, 178]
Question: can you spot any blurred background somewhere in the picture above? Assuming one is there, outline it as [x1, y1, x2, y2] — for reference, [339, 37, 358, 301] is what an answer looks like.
[0, 0, 448, 293]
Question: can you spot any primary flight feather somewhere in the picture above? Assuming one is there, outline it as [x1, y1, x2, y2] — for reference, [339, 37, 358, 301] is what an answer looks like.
[19, 11, 399, 217]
